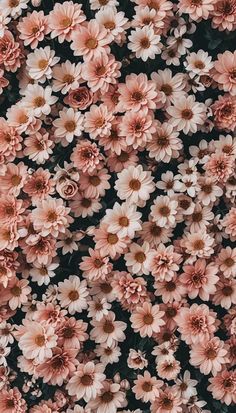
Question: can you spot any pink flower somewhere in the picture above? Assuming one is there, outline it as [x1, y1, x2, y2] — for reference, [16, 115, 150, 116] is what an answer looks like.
[4, 278, 31, 311]
[175, 303, 218, 345]
[0, 387, 26, 413]
[178, 0, 214, 21]
[151, 387, 182, 413]
[58, 275, 89, 314]
[190, 337, 229, 376]
[90, 311, 126, 346]
[214, 51, 236, 95]
[112, 271, 149, 311]
[64, 86, 93, 109]
[211, 94, 236, 130]
[211, 0, 236, 31]
[17, 10, 49, 49]
[48, 1, 86, 43]
[82, 53, 121, 93]
[146, 121, 182, 163]
[150, 244, 182, 282]
[79, 248, 112, 281]
[84, 104, 113, 139]
[130, 302, 165, 337]
[118, 73, 157, 112]
[71, 20, 112, 60]
[31, 197, 73, 237]
[128, 26, 161, 61]
[66, 361, 105, 402]
[120, 108, 156, 149]
[71, 140, 103, 174]
[0, 118, 22, 163]
[217, 246, 236, 277]
[167, 95, 207, 134]
[23, 168, 55, 205]
[222, 207, 236, 240]
[0, 30, 22, 72]
[208, 370, 236, 405]
[133, 370, 163, 402]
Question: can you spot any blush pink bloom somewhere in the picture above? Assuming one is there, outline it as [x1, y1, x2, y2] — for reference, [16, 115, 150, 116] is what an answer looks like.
[151, 388, 182, 413]
[120, 108, 156, 149]
[133, 370, 163, 402]
[52, 60, 82, 94]
[66, 361, 105, 402]
[130, 302, 165, 337]
[128, 26, 161, 61]
[79, 247, 112, 281]
[217, 246, 236, 277]
[204, 152, 234, 183]
[180, 259, 219, 301]
[93, 223, 128, 259]
[150, 243, 182, 282]
[0, 387, 26, 413]
[211, 94, 236, 130]
[0, 30, 22, 73]
[90, 311, 126, 346]
[31, 196, 73, 237]
[0, 117, 22, 163]
[23, 234, 57, 265]
[190, 337, 229, 376]
[71, 140, 103, 174]
[48, 1, 86, 43]
[213, 51, 236, 95]
[118, 73, 157, 112]
[58, 275, 89, 314]
[208, 370, 236, 405]
[3, 277, 31, 311]
[0, 161, 28, 196]
[178, 0, 214, 21]
[167, 95, 207, 134]
[211, 0, 236, 31]
[64, 86, 93, 109]
[146, 121, 182, 163]
[23, 168, 55, 205]
[82, 53, 121, 93]
[222, 207, 236, 240]
[112, 271, 149, 311]
[79, 168, 110, 199]
[71, 20, 113, 60]
[17, 10, 49, 49]
[175, 303, 218, 345]
[24, 130, 54, 164]
[84, 104, 113, 139]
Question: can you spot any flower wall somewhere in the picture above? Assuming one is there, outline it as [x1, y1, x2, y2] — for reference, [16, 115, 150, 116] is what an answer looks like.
[0, 0, 236, 412]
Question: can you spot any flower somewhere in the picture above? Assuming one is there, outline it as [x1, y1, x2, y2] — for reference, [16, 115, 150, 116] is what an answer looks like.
[23, 84, 58, 117]
[190, 337, 229, 376]
[167, 95, 207, 134]
[17, 10, 49, 49]
[128, 26, 161, 61]
[53, 107, 84, 145]
[103, 202, 142, 238]
[66, 362, 105, 402]
[58, 275, 89, 314]
[151, 388, 182, 413]
[87, 381, 127, 413]
[0, 387, 26, 413]
[208, 370, 236, 405]
[132, 370, 163, 402]
[82, 53, 121, 93]
[26, 46, 59, 83]
[90, 311, 126, 346]
[130, 302, 165, 337]
[213, 51, 236, 95]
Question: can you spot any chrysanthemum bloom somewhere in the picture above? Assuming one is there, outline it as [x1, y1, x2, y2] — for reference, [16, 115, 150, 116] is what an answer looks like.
[213, 51, 236, 95]
[118, 73, 157, 112]
[120, 108, 156, 149]
[18, 320, 57, 362]
[146, 121, 182, 163]
[0, 68, 9, 94]
[71, 140, 103, 174]
[181, 231, 214, 259]
[139, 220, 173, 248]
[103, 202, 142, 238]
[112, 271, 149, 311]
[197, 176, 223, 205]
[150, 244, 182, 282]
[53, 107, 84, 146]
[93, 223, 128, 259]
[24, 130, 54, 164]
[178, 0, 214, 20]
[90, 311, 126, 346]
[151, 69, 185, 106]
[52, 60, 82, 94]
[211, 94, 236, 130]
[0, 115, 23, 160]
[6, 104, 34, 135]
[173, 370, 198, 402]
[58, 275, 89, 314]
[157, 356, 181, 381]
[64, 85, 94, 110]
[23, 168, 55, 205]
[175, 303, 218, 345]
[26, 46, 60, 83]
[69, 193, 102, 218]
[190, 337, 229, 376]
[56, 317, 88, 349]
[150, 196, 178, 228]
[87, 380, 127, 413]
[36, 347, 78, 386]
[130, 302, 165, 337]
[23, 84, 58, 117]
[124, 241, 153, 275]
[204, 152, 234, 183]
[115, 165, 155, 207]
[150, 387, 182, 413]
[71, 20, 112, 60]
[66, 362, 105, 402]
[208, 370, 236, 405]
[3, 277, 31, 311]
[154, 274, 186, 304]
[211, 0, 236, 31]
[217, 246, 236, 277]
[95, 6, 129, 42]
[48, 1, 86, 43]
[180, 259, 219, 301]
[79, 248, 112, 281]
[30, 260, 59, 286]
[128, 26, 161, 61]
[79, 168, 111, 199]
[0, 161, 28, 196]
[0, 30, 22, 72]
[84, 104, 113, 139]
[222, 207, 236, 240]
[213, 277, 236, 309]
[133, 370, 163, 402]
[23, 234, 57, 265]
[127, 348, 148, 370]
[17, 10, 49, 49]
[31, 196, 73, 237]
[0, 195, 24, 225]
[0, 387, 27, 413]
[167, 95, 207, 134]
[82, 53, 121, 93]
[0, 251, 19, 288]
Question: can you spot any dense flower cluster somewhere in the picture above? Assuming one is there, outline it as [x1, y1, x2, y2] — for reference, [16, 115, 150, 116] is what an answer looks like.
[0, 0, 235, 412]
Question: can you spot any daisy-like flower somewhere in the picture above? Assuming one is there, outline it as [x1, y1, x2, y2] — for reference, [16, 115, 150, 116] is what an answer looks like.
[0, 388, 26, 413]
[103, 202, 142, 238]
[150, 196, 178, 228]
[115, 165, 155, 207]
[175, 303, 218, 345]
[120, 108, 156, 149]
[87, 381, 127, 413]
[178, 0, 214, 21]
[66, 362, 105, 402]
[56, 229, 83, 255]
[128, 26, 161, 61]
[17, 10, 49, 49]
[24, 130, 54, 164]
[167, 95, 207, 134]
[190, 337, 229, 376]
[151, 69, 186, 106]
[180, 259, 219, 301]
[0, 0, 29, 19]
[52, 60, 82, 94]
[18, 320, 57, 362]
[213, 277, 236, 309]
[53, 107, 84, 146]
[132, 370, 163, 403]
[151, 387, 182, 413]
[157, 356, 181, 381]
[173, 370, 197, 402]
[5, 278, 31, 311]
[127, 348, 148, 370]
[150, 244, 182, 282]
[30, 260, 59, 286]
[208, 370, 236, 405]
[95, 6, 129, 41]
[31, 196, 73, 237]
[26, 46, 60, 83]
[211, 0, 236, 32]
[118, 73, 157, 112]
[181, 231, 215, 259]
[84, 104, 113, 139]
[124, 241, 153, 275]
[184, 50, 214, 78]
[71, 19, 112, 60]
[88, 297, 111, 321]
[48, 0, 86, 43]
[112, 271, 149, 311]
[82, 53, 121, 93]
[217, 246, 236, 277]
[23, 84, 58, 117]
[58, 275, 89, 314]
[90, 311, 126, 346]
[130, 302, 165, 338]
[79, 248, 112, 281]
[222, 207, 236, 240]
[71, 140, 103, 174]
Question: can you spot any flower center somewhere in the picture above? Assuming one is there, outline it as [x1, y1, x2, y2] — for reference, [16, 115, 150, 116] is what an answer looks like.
[143, 313, 154, 325]
[38, 59, 48, 70]
[96, 65, 106, 76]
[162, 397, 173, 409]
[193, 239, 205, 250]
[194, 60, 205, 69]
[117, 151, 129, 162]
[161, 84, 172, 96]
[129, 179, 141, 191]
[202, 184, 212, 194]
[222, 286, 233, 296]
[9, 0, 19, 6]
[119, 216, 129, 227]
[103, 320, 115, 333]
[205, 347, 217, 360]
[182, 109, 193, 120]
[224, 257, 234, 267]
[47, 211, 57, 222]
[135, 251, 146, 263]
[60, 17, 72, 28]
[63, 74, 75, 84]
[11, 174, 21, 186]
[35, 334, 45, 346]
[86, 38, 98, 49]
[142, 381, 153, 392]
[34, 96, 45, 107]
[10, 285, 21, 296]
[131, 91, 143, 102]
[81, 374, 93, 386]
[68, 290, 79, 301]
[157, 135, 168, 147]
[94, 258, 103, 268]
[65, 120, 76, 132]
[165, 281, 176, 292]
[89, 175, 101, 186]
[104, 21, 115, 30]
[159, 205, 170, 217]
[192, 212, 202, 222]
[81, 198, 92, 208]
[101, 391, 114, 403]
[107, 233, 118, 245]
[140, 37, 150, 48]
